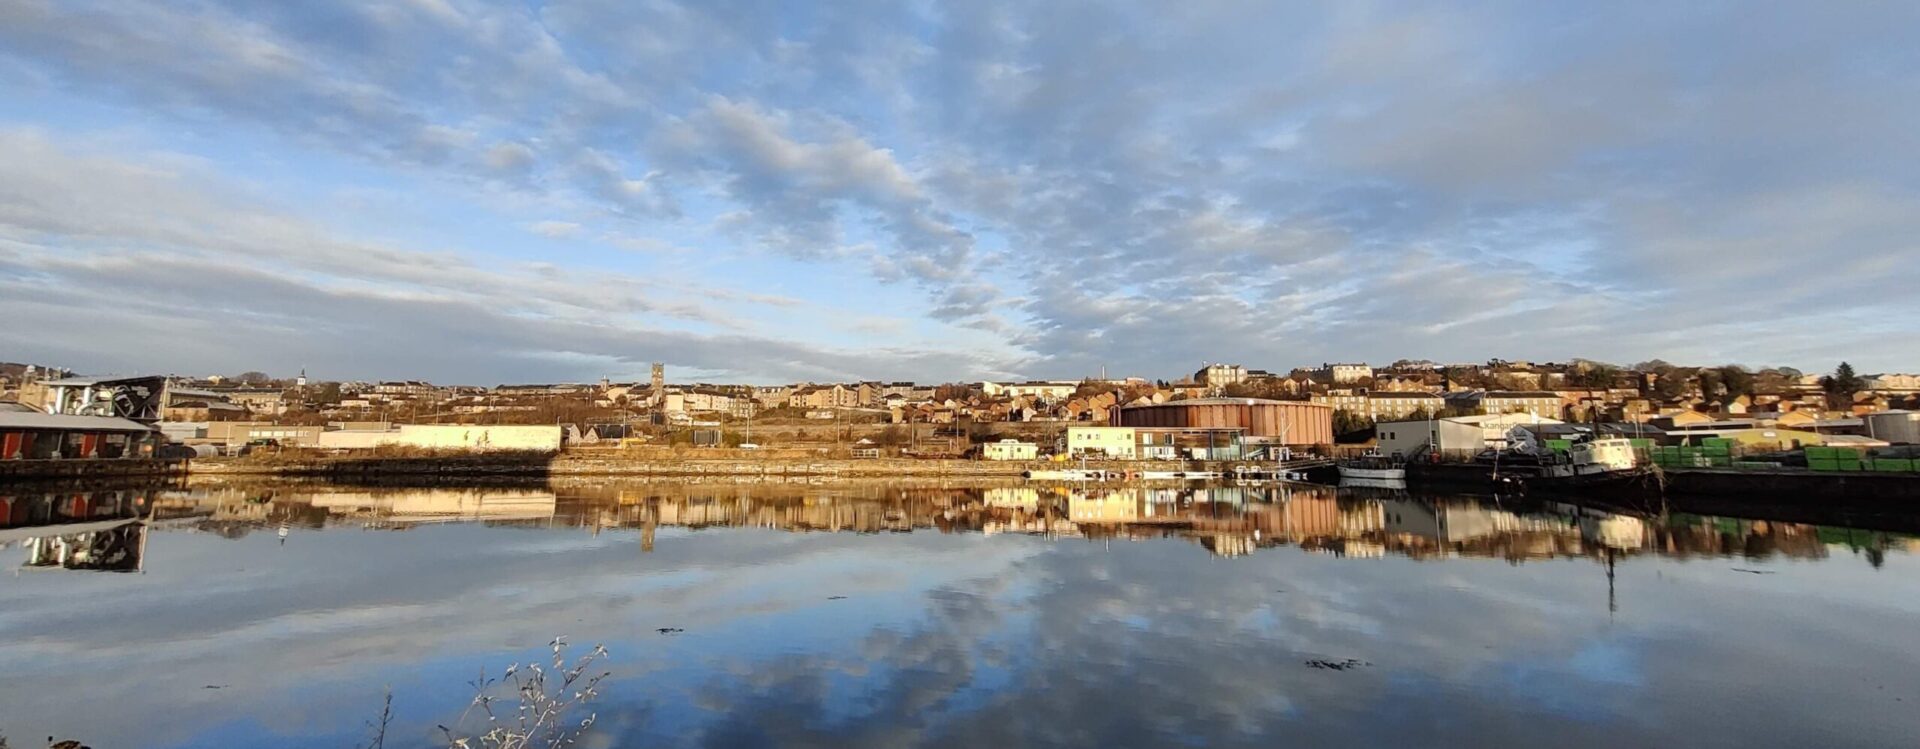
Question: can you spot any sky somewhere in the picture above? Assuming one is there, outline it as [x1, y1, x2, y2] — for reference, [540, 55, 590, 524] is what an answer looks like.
[1, 1, 1916, 385]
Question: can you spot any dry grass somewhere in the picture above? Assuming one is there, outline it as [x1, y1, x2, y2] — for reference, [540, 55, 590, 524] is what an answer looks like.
[436, 638, 610, 749]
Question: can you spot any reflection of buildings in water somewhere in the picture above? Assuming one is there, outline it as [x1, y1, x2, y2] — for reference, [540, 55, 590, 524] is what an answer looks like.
[1068, 490, 1142, 523]
[1, 489, 151, 572]
[304, 490, 559, 524]
[983, 487, 1041, 510]
[24, 522, 146, 571]
[143, 481, 1893, 568]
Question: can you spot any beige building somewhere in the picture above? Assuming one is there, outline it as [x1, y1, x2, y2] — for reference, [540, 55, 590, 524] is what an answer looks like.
[982, 381, 1078, 400]
[1311, 391, 1445, 421]
[1193, 363, 1248, 388]
[315, 424, 564, 452]
[1477, 391, 1564, 419]
[1066, 426, 1138, 458]
[981, 439, 1039, 461]
[1318, 363, 1374, 384]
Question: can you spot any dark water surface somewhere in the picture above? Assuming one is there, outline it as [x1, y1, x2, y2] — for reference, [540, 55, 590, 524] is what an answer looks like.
[3, 480, 1919, 748]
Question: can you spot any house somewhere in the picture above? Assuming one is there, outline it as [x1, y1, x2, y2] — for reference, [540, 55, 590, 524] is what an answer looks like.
[221, 387, 288, 415]
[981, 439, 1039, 461]
[981, 381, 1078, 400]
[1066, 426, 1138, 458]
[373, 381, 438, 396]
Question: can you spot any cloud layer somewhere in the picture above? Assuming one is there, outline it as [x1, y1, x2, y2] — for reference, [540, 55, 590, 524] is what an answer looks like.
[2, 1, 1917, 381]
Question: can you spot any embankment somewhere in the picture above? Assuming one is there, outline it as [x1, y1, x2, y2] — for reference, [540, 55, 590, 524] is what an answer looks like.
[185, 453, 1198, 479]
[0, 458, 187, 482]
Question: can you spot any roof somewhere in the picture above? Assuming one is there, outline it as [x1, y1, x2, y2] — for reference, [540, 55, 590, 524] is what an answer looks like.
[38, 375, 167, 387]
[1125, 397, 1331, 409]
[0, 411, 156, 432]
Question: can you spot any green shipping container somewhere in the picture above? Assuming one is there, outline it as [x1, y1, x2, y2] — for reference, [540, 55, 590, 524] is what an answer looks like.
[1874, 459, 1914, 472]
[1806, 447, 1835, 459]
[1836, 461, 1862, 472]
[1810, 459, 1840, 471]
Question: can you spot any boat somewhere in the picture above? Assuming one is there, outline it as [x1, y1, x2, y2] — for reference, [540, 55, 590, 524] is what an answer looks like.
[1337, 454, 1406, 482]
[1405, 435, 1660, 496]
[1023, 469, 1119, 481]
[1339, 475, 1407, 490]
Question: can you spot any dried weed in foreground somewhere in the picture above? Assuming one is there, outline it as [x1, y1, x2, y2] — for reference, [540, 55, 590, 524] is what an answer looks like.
[437, 638, 612, 749]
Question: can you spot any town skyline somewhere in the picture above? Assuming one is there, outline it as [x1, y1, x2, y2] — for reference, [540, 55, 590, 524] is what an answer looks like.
[4, 3, 1919, 384]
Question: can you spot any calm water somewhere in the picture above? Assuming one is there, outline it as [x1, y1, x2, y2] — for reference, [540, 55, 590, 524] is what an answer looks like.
[3, 480, 1919, 748]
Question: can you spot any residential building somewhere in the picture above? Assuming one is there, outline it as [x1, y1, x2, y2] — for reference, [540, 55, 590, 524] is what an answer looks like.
[1194, 363, 1248, 388]
[1316, 363, 1374, 384]
[221, 387, 288, 415]
[1453, 390, 1565, 419]
[1865, 374, 1920, 392]
[1066, 426, 1138, 458]
[981, 439, 1039, 461]
[372, 381, 437, 396]
[1310, 390, 1444, 421]
[982, 381, 1078, 400]
[789, 384, 863, 409]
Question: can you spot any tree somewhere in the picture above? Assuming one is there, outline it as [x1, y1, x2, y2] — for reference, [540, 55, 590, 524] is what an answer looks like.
[1821, 362, 1865, 410]
[309, 381, 344, 405]
[1650, 371, 1689, 402]
[1331, 410, 1375, 441]
[1697, 369, 1725, 401]
[1822, 362, 1864, 395]
[1567, 364, 1621, 389]
[1717, 365, 1755, 399]
[233, 371, 272, 386]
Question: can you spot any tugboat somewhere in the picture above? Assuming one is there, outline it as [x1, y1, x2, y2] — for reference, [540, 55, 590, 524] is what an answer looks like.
[1405, 430, 1658, 496]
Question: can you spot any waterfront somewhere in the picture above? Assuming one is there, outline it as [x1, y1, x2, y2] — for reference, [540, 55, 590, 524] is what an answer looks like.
[3, 480, 1919, 747]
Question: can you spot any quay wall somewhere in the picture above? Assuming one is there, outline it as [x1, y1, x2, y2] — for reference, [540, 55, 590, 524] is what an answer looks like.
[1664, 468, 1920, 504]
[0, 459, 187, 482]
[183, 454, 1205, 479]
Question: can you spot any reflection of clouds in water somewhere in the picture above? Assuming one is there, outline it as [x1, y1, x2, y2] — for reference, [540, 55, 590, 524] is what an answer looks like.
[666, 538, 1920, 748]
[3, 484, 1920, 747]
[0, 524, 1046, 748]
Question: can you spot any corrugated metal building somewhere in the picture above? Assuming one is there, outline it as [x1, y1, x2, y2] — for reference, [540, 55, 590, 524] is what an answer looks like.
[1113, 397, 1333, 446]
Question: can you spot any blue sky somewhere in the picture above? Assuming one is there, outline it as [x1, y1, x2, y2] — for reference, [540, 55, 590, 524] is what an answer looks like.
[1, 1, 1916, 385]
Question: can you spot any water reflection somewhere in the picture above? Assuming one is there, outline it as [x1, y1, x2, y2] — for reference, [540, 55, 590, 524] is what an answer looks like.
[1, 488, 151, 571]
[2, 479, 1918, 749]
[11, 481, 1905, 572]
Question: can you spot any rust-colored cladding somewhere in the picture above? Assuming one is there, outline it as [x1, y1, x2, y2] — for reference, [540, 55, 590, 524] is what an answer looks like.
[1113, 398, 1334, 445]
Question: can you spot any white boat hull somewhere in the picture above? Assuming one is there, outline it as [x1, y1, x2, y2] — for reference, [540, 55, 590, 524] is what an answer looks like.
[1338, 466, 1406, 481]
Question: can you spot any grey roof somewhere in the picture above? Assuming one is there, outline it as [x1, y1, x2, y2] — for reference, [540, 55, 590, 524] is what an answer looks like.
[0, 412, 156, 432]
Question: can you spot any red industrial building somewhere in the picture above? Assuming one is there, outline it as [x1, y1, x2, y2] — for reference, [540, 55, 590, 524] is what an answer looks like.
[1113, 397, 1333, 446]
